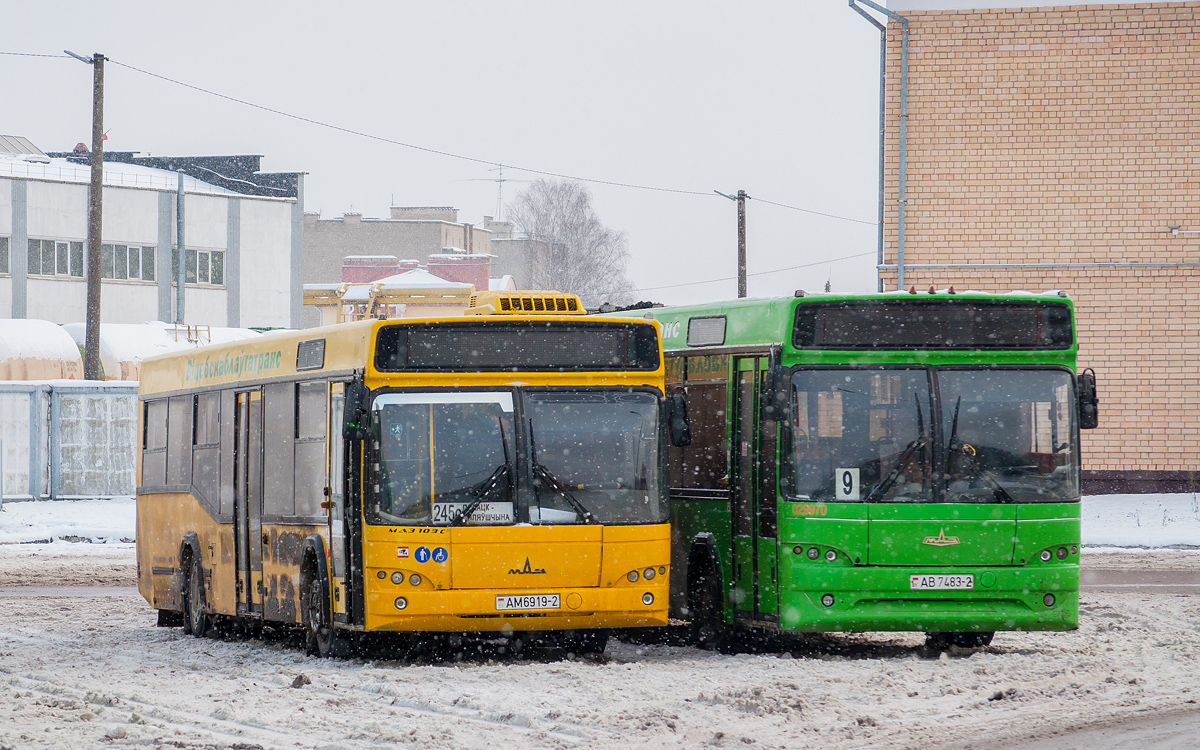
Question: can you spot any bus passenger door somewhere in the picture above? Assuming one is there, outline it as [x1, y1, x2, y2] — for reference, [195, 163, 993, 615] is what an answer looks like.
[731, 356, 780, 624]
[731, 358, 758, 620]
[234, 390, 265, 616]
[328, 383, 347, 619]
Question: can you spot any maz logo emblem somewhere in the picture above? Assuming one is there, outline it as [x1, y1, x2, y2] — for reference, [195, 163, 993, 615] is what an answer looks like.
[509, 557, 547, 575]
[922, 529, 960, 547]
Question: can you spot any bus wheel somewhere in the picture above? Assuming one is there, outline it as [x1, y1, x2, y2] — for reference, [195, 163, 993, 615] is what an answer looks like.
[183, 554, 208, 638]
[690, 568, 730, 652]
[562, 629, 609, 656]
[952, 631, 994, 648]
[302, 566, 348, 658]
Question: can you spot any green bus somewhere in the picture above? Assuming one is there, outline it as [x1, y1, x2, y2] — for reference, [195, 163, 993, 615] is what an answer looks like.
[641, 290, 1098, 649]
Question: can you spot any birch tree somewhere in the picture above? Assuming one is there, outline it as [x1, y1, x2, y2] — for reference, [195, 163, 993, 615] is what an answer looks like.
[507, 179, 635, 307]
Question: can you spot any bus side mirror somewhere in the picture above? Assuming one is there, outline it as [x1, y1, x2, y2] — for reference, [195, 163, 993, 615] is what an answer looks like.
[1078, 368, 1098, 429]
[763, 364, 791, 422]
[667, 391, 692, 447]
[342, 382, 371, 440]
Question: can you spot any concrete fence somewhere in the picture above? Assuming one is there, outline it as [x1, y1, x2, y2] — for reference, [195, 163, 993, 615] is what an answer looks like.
[0, 381, 138, 501]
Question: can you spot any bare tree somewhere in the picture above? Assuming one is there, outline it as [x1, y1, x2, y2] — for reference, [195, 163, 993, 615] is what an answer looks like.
[507, 179, 635, 307]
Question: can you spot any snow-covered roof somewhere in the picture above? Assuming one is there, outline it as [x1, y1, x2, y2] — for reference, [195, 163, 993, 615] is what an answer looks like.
[0, 153, 273, 198]
[345, 255, 397, 261]
[61, 321, 260, 379]
[374, 269, 474, 289]
[0, 319, 82, 362]
[489, 275, 516, 291]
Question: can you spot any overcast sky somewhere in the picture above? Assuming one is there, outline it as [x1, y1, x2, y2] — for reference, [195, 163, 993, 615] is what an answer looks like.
[2, 1, 885, 305]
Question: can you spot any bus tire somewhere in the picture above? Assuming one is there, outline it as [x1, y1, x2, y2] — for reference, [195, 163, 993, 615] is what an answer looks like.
[182, 553, 209, 638]
[690, 564, 729, 651]
[302, 560, 348, 658]
[951, 631, 994, 648]
[562, 629, 609, 656]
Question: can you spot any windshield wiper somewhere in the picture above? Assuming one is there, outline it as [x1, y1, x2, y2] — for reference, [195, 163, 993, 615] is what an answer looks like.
[449, 419, 512, 526]
[448, 463, 512, 526]
[529, 420, 595, 524]
[865, 393, 926, 503]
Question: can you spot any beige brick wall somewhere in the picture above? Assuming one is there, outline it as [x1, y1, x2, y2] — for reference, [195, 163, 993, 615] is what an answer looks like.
[880, 2, 1200, 478]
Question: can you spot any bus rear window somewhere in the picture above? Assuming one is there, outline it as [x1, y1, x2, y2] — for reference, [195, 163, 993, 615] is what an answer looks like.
[792, 300, 1072, 350]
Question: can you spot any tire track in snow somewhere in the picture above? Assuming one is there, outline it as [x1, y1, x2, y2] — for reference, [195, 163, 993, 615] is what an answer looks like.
[0, 622, 597, 746]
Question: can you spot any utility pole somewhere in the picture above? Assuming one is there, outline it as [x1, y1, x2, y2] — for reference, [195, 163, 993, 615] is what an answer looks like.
[715, 190, 750, 298]
[66, 50, 106, 380]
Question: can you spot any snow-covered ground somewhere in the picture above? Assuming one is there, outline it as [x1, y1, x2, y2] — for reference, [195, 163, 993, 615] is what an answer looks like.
[2, 493, 1197, 547]
[0, 551, 1197, 749]
[1, 494, 1197, 748]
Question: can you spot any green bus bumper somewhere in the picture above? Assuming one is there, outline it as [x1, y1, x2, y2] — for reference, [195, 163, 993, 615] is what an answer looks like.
[779, 565, 1079, 633]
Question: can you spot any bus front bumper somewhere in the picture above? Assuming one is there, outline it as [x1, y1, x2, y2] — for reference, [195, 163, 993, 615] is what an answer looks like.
[364, 585, 668, 632]
[779, 565, 1079, 633]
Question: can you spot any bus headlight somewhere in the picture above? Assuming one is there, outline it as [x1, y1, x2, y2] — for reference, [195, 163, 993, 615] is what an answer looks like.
[1056, 547, 1068, 560]
[409, 574, 422, 586]
[391, 572, 404, 584]
[1040, 550, 1052, 562]
[821, 594, 835, 607]
[824, 550, 837, 562]
[394, 596, 408, 610]
[627, 570, 639, 582]
[807, 547, 820, 560]
[1043, 593, 1056, 607]
[642, 592, 654, 605]
[643, 567, 656, 581]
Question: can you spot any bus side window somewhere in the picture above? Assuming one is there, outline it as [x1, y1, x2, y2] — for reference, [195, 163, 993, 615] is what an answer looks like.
[263, 383, 296, 518]
[166, 395, 193, 487]
[671, 381, 729, 491]
[192, 392, 220, 508]
[294, 381, 328, 517]
[142, 399, 168, 488]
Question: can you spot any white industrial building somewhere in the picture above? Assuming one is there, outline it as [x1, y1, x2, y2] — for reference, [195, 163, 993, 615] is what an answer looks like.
[0, 136, 305, 329]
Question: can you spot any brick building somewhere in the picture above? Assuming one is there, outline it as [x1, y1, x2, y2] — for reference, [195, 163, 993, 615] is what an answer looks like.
[872, 0, 1199, 491]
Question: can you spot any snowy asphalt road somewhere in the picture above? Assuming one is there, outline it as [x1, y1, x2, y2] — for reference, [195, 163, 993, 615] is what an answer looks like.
[1, 546, 1199, 749]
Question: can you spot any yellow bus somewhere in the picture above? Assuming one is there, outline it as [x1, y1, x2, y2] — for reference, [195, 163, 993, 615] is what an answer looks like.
[136, 291, 682, 656]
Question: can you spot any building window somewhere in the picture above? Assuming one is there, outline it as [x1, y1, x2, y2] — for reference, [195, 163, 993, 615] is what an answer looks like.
[175, 248, 226, 286]
[0, 237, 8, 274]
[100, 243, 155, 281]
[69, 242, 83, 277]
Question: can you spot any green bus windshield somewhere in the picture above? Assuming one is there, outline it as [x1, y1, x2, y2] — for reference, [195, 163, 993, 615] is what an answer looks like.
[791, 367, 1079, 504]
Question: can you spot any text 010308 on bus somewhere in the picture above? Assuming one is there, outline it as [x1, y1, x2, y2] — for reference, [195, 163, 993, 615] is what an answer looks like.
[136, 291, 686, 656]
[633, 290, 1098, 650]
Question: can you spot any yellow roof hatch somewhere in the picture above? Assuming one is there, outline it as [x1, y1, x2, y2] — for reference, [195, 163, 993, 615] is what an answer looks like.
[465, 291, 584, 315]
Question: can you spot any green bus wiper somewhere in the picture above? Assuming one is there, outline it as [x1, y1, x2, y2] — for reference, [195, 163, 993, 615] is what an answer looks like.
[529, 420, 595, 524]
[865, 394, 926, 503]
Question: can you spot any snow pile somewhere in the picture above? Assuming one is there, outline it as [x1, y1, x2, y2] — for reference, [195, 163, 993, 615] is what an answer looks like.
[0, 496, 135, 544]
[1082, 493, 1200, 548]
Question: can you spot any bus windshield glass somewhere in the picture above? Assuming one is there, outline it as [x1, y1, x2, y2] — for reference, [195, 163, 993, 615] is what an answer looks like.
[369, 393, 516, 526]
[790, 368, 1078, 504]
[526, 391, 667, 524]
[938, 369, 1078, 504]
[791, 369, 933, 503]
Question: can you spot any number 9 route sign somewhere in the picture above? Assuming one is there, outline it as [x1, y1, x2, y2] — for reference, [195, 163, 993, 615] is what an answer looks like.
[836, 468, 860, 501]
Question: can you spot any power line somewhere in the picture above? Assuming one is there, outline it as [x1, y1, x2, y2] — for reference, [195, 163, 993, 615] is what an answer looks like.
[107, 58, 714, 197]
[0, 51, 69, 58]
[752, 196, 878, 227]
[636, 250, 875, 292]
[3, 50, 881, 226]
